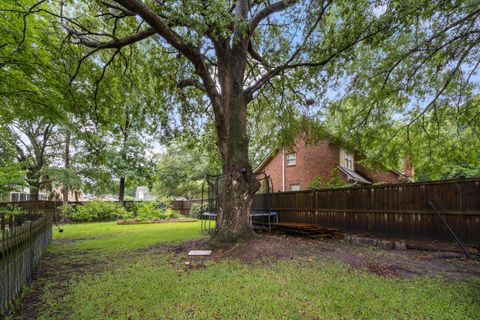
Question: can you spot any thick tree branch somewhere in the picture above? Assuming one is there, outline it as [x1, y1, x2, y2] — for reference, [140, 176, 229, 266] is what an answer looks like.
[250, 0, 298, 34]
[113, 0, 219, 99]
[70, 27, 156, 49]
[248, 42, 269, 67]
[178, 79, 207, 92]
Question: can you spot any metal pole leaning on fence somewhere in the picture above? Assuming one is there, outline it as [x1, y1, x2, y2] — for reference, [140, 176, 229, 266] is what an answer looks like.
[428, 201, 472, 259]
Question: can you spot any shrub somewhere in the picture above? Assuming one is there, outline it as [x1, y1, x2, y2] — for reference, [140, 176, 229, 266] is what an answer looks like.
[130, 201, 181, 222]
[308, 168, 349, 190]
[0, 204, 26, 220]
[165, 208, 180, 219]
[69, 201, 130, 222]
[136, 201, 166, 221]
[59, 203, 76, 220]
[189, 202, 206, 218]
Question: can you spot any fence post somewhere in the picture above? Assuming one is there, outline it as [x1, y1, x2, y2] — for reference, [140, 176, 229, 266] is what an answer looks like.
[29, 220, 33, 282]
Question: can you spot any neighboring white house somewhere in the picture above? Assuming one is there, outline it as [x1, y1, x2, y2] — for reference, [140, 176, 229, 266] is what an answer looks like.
[0, 187, 47, 202]
[135, 186, 155, 201]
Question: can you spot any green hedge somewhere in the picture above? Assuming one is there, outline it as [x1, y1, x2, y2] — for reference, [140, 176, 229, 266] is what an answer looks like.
[60, 200, 182, 223]
[60, 201, 132, 222]
[0, 204, 26, 219]
[132, 201, 180, 222]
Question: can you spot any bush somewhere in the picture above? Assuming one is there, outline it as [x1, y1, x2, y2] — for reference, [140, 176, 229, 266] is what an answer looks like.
[130, 201, 181, 222]
[0, 204, 26, 219]
[165, 208, 180, 219]
[308, 168, 349, 190]
[59, 203, 75, 220]
[136, 201, 165, 221]
[68, 201, 131, 222]
[189, 202, 206, 218]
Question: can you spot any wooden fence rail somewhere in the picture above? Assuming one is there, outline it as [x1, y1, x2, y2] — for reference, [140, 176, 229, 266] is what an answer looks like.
[0, 200, 63, 220]
[1, 177, 478, 244]
[0, 201, 152, 221]
[252, 177, 480, 244]
[171, 199, 202, 215]
[0, 214, 53, 317]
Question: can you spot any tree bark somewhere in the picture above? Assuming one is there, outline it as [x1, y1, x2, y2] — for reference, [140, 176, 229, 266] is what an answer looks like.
[62, 132, 71, 204]
[119, 176, 125, 207]
[210, 70, 260, 244]
[27, 170, 41, 201]
[118, 112, 130, 208]
[29, 186, 39, 201]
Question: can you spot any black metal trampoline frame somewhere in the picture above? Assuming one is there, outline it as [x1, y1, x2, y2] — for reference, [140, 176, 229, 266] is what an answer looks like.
[200, 172, 278, 234]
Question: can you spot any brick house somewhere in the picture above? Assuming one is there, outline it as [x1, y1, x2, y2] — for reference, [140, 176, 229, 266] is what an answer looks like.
[255, 136, 413, 192]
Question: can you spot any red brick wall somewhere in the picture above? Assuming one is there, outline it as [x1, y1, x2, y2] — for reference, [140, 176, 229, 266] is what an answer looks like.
[258, 137, 407, 191]
[355, 164, 404, 184]
[261, 150, 284, 193]
[261, 138, 347, 191]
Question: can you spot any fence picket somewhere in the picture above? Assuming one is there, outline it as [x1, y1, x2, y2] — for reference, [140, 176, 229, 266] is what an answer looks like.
[264, 178, 480, 244]
[0, 214, 52, 317]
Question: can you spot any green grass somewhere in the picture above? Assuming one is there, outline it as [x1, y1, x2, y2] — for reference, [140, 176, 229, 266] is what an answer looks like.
[52, 221, 204, 253]
[15, 222, 480, 320]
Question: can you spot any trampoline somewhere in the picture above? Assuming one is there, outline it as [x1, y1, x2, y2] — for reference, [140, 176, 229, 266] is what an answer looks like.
[200, 172, 278, 234]
[199, 174, 221, 234]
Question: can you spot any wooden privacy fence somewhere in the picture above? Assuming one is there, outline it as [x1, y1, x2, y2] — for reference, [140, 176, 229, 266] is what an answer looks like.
[252, 177, 480, 244]
[0, 201, 160, 221]
[0, 201, 63, 221]
[0, 214, 53, 317]
[171, 199, 202, 215]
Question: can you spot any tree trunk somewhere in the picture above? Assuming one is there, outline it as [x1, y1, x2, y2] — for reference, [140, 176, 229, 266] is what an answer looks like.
[213, 166, 258, 244]
[27, 170, 41, 201]
[30, 186, 39, 201]
[119, 176, 125, 207]
[210, 79, 260, 245]
[62, 132, 71, 204]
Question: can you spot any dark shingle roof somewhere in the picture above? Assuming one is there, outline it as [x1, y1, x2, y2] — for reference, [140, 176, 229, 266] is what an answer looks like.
[336, 165, 372, 184]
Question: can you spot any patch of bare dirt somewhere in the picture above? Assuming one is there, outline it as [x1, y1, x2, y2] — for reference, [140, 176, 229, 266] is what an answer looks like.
[147, 234, 480, 280]
[54, 236, 98, 244]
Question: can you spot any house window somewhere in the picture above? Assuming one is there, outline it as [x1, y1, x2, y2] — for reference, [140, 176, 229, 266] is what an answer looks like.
[11, 192, 19, 202]
[290, 184, 300, 191]
[344, 151, 354, 170]
[340, 149, 354, 170]
[286, 153, 296, 166]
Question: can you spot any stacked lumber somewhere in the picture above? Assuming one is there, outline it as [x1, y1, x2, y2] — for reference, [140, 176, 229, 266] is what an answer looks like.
[272, 222, 339, 238]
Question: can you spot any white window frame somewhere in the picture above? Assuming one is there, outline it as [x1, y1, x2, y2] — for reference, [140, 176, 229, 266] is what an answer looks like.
[340, 149, 354, 170]
[344, 151, 354, 170]
[290, 184, 301, 191]
[286, 153, 296, 166]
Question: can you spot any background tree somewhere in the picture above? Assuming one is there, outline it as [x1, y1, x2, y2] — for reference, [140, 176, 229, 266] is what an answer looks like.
[0, 126, 25, 194]
[153, 138, 219, 199]
[5, 118, 57, 200]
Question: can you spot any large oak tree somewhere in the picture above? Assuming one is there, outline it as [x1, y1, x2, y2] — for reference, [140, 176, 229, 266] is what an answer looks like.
[7, 0, 479, 244]
[44, 0, 401, 243]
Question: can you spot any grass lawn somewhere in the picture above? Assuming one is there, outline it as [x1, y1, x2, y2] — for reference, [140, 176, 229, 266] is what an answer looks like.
[11, 221, 480, 320]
